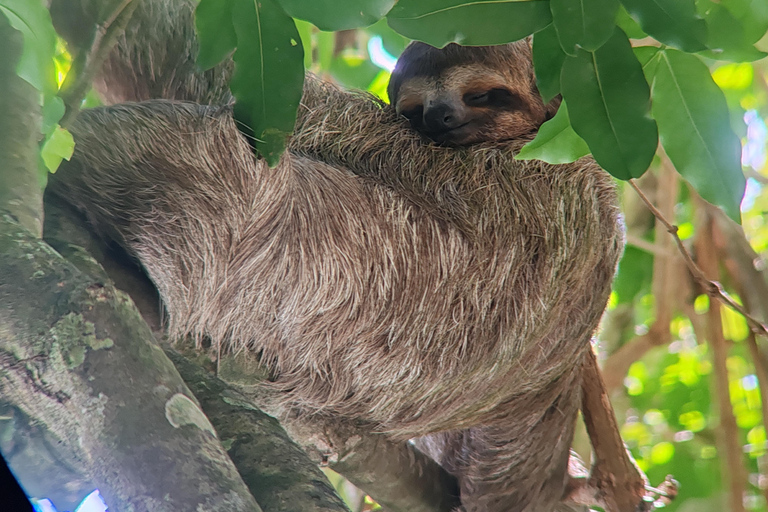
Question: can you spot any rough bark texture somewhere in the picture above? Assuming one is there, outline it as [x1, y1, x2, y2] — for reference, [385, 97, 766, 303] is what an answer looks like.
[0, 11, 44, 236]
[165, 348, 352, 512]
[0, 216, 262, 512]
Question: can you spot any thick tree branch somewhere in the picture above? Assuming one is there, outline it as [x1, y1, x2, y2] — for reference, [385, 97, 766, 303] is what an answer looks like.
[0, 216, 262, 511]
[166, 348, 351, 512]
[0, 13, 44, 236]
[578, 350, 647, 511]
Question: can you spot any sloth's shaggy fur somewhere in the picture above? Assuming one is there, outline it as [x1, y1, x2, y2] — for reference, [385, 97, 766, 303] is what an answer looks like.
[49, 1, 624, 507]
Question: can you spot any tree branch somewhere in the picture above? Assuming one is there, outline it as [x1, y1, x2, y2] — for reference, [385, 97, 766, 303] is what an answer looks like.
[578, 350, 647, 511]
[58, 0, 139, 127]
[0, 217, 262, 511]
[0, 12, 44, 236]
[629, 180, 768, 336]
[694, 210, 747, 512]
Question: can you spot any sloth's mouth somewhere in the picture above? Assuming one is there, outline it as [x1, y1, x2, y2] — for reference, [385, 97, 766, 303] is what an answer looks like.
[427, 122, 472, 145]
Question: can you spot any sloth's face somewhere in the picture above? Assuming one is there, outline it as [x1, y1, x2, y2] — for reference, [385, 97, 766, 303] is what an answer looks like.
[393, 64, 548, 146]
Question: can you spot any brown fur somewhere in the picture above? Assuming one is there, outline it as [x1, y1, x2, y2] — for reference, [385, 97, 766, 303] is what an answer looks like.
[388, 41, 560, 145]
[48, 5, 624, 509]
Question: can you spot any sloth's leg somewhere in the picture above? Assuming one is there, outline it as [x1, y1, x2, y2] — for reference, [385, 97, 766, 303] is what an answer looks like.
[413, 366, 582, 512]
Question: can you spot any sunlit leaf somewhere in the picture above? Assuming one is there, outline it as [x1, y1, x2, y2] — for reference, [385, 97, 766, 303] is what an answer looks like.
[720, 305, 749, 341]
[516, 102, 589, 164]
[614, 4, 645, 39]
[40, 126, 74, 173]
[711, 63, 753, 90]
[532, 24, 566, 102]
[277, 0, 394, 31]
[0, 0, 57, 94]
[230, 0, 305, 165]
[561, 28, 657, 179]
[651, 442, 675, 465]
[386, 0, 552, 46]
[679, 410, 707, 432]
[550, 0, 619, 54]
[646, 49, 745, 222]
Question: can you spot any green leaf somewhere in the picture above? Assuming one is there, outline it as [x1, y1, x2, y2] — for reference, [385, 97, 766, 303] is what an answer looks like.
[195, 0, 237, 70]
[612, 245, 653, 304]
[277, 0, 394, 31]
[648, 49, 745, 222]
[619, 0, 707, 52]
[387, 0, 552, 47]
[550, 0, 619, 54]
[516, 102, 589, 164]
[532, 24, 566, 102]
[633, 46, 660, 68]
[0, 0, 56, 94]
[41, 94, 65, 136]
[561, 28, 657, 180]
[719, 0, 768, 45]
[294, 19, 314, 68]
[41, 126, 75, 173]
[230, 0, 305, 165]
[614, 4, 646, 39]
[698, 1, 767, 62]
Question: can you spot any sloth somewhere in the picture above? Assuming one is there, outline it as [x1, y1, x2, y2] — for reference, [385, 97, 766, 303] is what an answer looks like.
[387, 40, 560, 145]
[48, 7, 624, 511]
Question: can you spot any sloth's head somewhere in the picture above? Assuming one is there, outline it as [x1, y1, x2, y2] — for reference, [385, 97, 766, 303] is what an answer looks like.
[388, 40, 559, 146]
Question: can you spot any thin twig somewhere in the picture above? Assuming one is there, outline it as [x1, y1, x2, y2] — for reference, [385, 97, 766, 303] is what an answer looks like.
[629, 179, 768, 337]
[58, 0, 138, 128]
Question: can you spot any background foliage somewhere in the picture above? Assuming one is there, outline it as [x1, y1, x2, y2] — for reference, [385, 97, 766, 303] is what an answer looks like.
[3, 0, 768, 510]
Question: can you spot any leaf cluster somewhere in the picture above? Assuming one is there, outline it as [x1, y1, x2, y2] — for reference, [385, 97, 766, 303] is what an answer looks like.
[195, 0, 766, 221]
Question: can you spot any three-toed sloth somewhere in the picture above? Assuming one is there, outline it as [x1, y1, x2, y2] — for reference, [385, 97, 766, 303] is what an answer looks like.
[50, 21, 623, 512]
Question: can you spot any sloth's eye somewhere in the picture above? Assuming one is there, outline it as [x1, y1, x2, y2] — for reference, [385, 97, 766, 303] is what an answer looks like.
[464, 91, 489, 106]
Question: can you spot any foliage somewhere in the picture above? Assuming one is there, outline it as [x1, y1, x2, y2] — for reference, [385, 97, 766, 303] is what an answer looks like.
[6, 0, 768, 511]
[0, 0, 73, 184]
[193, 0, 765, 222]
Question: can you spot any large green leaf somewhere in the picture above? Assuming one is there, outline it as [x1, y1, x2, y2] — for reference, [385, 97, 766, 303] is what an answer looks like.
[619, 0, 707, 52]
[698, 1, 766, 62]
[532, 24, 565, 102]
[647, 49, 745, 222]
[386, 0, 552, 47]
[230, 0, 305, 165]
[195, 0, 237, 70]
[0, 0, 56, 94]
[614, 4, 646, 39]
[277, 0, 394, 31]
[550, 0, 619, 54]
[561, 28, 657, 180]
[516, 102, 590, 164]
[718, 0, 768, 45]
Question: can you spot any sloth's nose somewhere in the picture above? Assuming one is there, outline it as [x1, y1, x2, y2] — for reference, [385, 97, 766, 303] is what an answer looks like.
[424, 102, 462, 132]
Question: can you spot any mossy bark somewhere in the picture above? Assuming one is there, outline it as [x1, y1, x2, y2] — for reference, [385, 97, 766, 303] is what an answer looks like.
[0, 216, 263, 511]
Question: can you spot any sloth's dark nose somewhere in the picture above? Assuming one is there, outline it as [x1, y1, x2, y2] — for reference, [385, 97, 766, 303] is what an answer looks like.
[424, 102, 462, 132]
